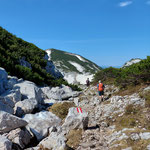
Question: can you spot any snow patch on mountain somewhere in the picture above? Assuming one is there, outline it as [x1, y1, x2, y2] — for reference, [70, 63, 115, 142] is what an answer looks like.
[75, 55, 86, 62]
[64, 73, 93, 84]
[69, 61, 85, 72]
[46, 49, 52, 60]
[123, 58, 142, 68]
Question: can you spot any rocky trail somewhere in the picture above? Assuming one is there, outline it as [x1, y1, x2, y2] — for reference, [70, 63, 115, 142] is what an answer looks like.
[1, 66, 150, 150]
[75, 85, 150, 150]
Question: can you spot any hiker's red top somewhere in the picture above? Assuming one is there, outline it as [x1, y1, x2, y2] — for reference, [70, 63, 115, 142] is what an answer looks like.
[98, 83, 104, 91]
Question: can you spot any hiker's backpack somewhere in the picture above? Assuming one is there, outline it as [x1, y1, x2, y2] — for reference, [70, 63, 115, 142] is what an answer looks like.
[98, 83, 104, 91]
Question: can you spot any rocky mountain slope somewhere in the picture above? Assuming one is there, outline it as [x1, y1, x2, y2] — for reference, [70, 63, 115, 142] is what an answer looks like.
[46, 49, 101, 84]
[1, 66, 150, 150]
[122, 58, 142, 68]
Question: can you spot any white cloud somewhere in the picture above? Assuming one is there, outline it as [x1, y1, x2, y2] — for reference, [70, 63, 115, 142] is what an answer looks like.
[119, 1, 133, 7]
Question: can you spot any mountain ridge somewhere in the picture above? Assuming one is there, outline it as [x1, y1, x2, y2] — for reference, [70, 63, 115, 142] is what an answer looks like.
[46, 48, 101, 84]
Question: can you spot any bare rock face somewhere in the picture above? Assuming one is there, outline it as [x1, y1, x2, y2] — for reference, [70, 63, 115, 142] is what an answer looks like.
[38, 131, 67, 150]
[0, 135, 12, 150]
[62, 107, 88, 133]
[1, 88, 21, 108]
[0, 97, 14, 114]
[0, 111, 28, 134]
[23, 111, 62, 141]
[0, 67, 8, 94]
[41, 85, 80, 101]
[6, 128, 32, 149]
[14, 81, 44, 104]
[14, 98, 38, 117]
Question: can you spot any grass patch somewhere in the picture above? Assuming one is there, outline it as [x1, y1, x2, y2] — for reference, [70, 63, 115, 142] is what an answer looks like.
[109, 104, 150, 131]
[110, 138, 150, 150]
[48, 102, 75, 120]
[66, 129, 82, 149]
[125, 104, 139, 115]
[114, 84, 146, 96]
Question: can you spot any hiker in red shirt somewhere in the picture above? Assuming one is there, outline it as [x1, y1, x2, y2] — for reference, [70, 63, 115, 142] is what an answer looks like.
[97, 80, 105, 101]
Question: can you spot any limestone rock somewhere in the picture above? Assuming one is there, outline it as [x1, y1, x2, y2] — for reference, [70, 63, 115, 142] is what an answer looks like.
[38, 131, 67, 150]
[1, 88, 21, 108]
[0, 111, 28, 133]
[14, 98, 38, 117]
[14, 81, 44, 104]
[0, 135, 12, 150]
[6, 128, 32, 149]
[0, 97, 14, 114]
[23, 111, 61, 141]
[41, 85, 80, 101]
[139, 132, 150, 140]
[62, 107, 88, 133]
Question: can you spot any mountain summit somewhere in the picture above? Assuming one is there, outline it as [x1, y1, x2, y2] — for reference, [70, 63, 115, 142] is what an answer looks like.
[46, 49, 101, 84]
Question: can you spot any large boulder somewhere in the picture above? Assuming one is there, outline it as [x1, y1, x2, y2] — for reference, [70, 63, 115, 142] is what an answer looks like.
[23, 111, 62, 141]
[0, 111, 28, 133]
[5, 76, 19, 90]
[6, 128, 32, 149]
[38, 131, 67, 150]
[62, 107, 88, 133]
[0, 97, 14, 114]
[41, 85, 80, 101]
[14, 81, 44, 104]
[0, 135, 12, 150]
[14, 98, 38, 117]
[1, 88, 21, 108]
[0, 67, 8, 94]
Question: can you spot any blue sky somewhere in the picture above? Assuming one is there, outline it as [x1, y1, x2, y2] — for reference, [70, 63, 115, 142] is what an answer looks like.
[0, 0, 150, 67]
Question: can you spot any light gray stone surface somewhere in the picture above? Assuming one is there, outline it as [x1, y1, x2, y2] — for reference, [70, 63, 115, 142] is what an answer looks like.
[62, 107, 88, 133]
[6, 128, 32, 149]
[41, 85, 80, 101]
[14, 98, 38, 116]
[39, 131, 67, 150]
[0, 111, 28, 133]
[23, 111, 61, 141]
[1, 88, 21, 108]
[0, 135, 12, 150]
[0, 97, 14, 114]
[139, 132, 150, 140]
[14, 81, 44, 104]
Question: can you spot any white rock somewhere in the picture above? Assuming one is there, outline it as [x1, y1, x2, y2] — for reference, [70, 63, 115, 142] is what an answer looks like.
[147, 144, 150, 150]
[41, 85, 80, 100]
[139, 132, 150, 140]
[14, 81, 44, 104]
[62, 107, 88, 133]
[0, 111, 27, 133]
[1, 88, 21, 108]
[38, 131, 67, 150]
[6, 128, 32, 149]
[6, 76, 18, 90]
[23, 111, 61, 141]
[74, 97, 79, 106]
[0, 97, 14, 114]
[14, 98, 38, 116]
[130, 133, 140, 141]
[0, 135, 12, 150]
